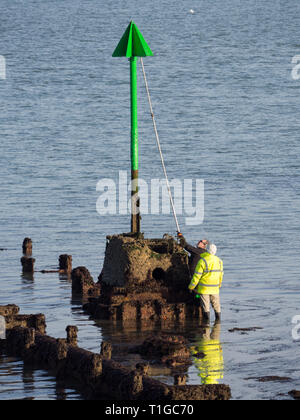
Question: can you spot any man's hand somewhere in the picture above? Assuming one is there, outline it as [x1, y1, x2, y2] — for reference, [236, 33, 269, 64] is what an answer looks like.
[179, 236, 187, 248]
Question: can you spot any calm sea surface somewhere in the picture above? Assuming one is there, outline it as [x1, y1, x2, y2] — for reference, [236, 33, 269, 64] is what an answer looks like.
[0, 0, 300, 400]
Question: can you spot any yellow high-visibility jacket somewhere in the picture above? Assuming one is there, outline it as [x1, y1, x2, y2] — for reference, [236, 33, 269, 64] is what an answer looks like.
[189, 252, 223, 295]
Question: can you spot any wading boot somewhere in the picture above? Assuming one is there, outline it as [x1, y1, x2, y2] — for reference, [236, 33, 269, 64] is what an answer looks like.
[215, 312, 221, 323]
[201, 312, 210, 326]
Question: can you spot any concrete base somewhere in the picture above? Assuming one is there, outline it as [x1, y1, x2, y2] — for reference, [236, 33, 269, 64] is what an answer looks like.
[82, 234, 202, 322]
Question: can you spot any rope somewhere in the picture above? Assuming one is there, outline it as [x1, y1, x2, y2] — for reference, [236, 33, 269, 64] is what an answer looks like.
[140, 57, 181, 234]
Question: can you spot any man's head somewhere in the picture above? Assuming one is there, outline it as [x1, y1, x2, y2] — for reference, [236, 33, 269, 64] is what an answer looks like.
[197, 239, 209, 250]
[207, 243, 217, 255]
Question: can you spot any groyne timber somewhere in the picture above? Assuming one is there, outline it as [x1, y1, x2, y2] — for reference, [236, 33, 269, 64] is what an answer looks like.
[0, 305, 231, 400]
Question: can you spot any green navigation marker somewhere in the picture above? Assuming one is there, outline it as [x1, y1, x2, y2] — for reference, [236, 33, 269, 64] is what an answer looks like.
[112, 21, 153, 58]
[113, 21, 153, 234]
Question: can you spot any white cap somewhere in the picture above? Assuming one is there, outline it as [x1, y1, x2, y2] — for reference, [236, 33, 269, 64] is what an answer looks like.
[207, 243, 217, 255]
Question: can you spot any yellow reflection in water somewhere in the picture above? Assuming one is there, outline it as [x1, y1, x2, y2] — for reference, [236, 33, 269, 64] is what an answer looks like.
[191, 322, 224, 385]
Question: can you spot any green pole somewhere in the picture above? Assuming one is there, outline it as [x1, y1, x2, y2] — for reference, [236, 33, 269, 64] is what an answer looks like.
[130, 56, 140, 233]
[112, 21, 153, 234]
[130, 57, 138, 172]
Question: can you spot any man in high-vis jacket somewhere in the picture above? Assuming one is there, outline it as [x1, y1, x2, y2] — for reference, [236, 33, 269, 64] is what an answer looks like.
[188, 243, 223, 324]
[179, 236, 209, 274]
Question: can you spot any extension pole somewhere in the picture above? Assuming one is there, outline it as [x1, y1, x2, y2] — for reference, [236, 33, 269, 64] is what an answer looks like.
[140, 58, 181, 235]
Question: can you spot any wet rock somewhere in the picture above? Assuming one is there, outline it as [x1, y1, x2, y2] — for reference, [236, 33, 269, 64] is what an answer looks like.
[0, 305, 20, 317]
[59, 255, 72, 273]
[56, 339, 68, 361]
[228, 327, 263, 334]
[135, 362, 150, 376]
[98, 360, 146, 400]
[169, 384, 231, 401]
[165, 356, 193, 368]
[22, 238, 32, 256]
[6, 314, 46, 334]
[71, 267, 100, 297]
[84, 234, 201, 322]
[246, 376, 291, 383]
[4, 323, 103, 388]
[101, 341, 112, 360]
[101, 234, 190, 291]
[136, 334, 192, 366]
[3, 317, 231, 401]
[289, 390, 300, 400]
[6, 327, 36, 356]
[66, 326, 78, 346]
[62, 347, 103, 384]
[21, 257, 35, 273]
[128, 371, 143, 396]
[174, 374, 187, 385]
[1, 307, 46, 334]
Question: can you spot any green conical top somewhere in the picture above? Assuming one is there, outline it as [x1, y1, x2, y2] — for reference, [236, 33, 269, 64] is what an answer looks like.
[112, 21, 153, 58]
